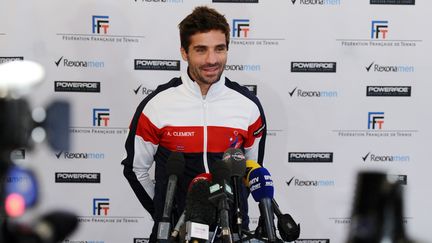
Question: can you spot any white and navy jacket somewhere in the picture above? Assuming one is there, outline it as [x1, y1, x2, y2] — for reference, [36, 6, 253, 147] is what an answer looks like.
[121, 72, 266, 227]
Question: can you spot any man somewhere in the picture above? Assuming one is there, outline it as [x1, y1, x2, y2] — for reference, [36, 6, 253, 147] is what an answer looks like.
[121, 6, 266, 242]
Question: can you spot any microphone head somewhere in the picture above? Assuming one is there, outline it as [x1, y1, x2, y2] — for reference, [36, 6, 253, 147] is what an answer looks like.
[209, 161, 231, 185]
[188, 173, 212, 191]
[166, 151, 185, 177]
[37, 211, 79, 242]
[185, 177, 216, 225]
[222, 148, 246, 177]
[248, 167, 274, 202]
[244, 160, 261, 184]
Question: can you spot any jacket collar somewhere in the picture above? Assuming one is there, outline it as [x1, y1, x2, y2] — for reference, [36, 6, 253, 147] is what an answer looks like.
[181, 71, 226, 100]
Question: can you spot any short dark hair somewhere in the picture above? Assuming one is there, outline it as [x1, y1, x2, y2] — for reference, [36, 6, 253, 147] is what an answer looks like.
[178, 6, 230, 52]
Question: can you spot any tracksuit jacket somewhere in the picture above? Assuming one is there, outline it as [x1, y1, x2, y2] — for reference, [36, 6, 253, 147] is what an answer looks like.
[121, 72, 267, 239]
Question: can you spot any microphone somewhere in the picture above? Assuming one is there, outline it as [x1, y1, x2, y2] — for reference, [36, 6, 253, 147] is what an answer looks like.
[184, 174, 216, 242]
[272, 199, 300, 242]
[247, 167, 277, 242]
[170, 173, 213, 242]
[2, 211, 78, 243]
[222, 148, 246, 236]
[157, 152, 185, 241]
[209, 161, 234, 243]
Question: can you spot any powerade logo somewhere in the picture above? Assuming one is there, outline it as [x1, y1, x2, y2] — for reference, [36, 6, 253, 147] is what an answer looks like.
[366, 86, 411, 97]
[54, 56, 104, 68]
[371, 20, 389, 39]
[55, 151, 105, 160]
[92, 15, 109, 34]
[93, 108, 110, 127]
[295, 240, 330, 243]
[389, 174, 408, 185]
[134, 59, 180, 71]
[289, 152, 333, 163]
[291, 62, 336, 72]
[93, 198, 110, 216]
[362, 152, 410, 162]
[368, 112, 384, 130]
[133, 0, 183, 3]
[291, 0, 340, 5]
[365, 62, 414, 72]
[134, 239, 150, 243]
[289, 87, 338, 98]
[0, 56, 23, 64]
[55, 172, 101, 183]
[370, 0, 414, 4]
[286, 177, 335, 187]
[225, 64, 261, 72]
[55, 81, 100, 93]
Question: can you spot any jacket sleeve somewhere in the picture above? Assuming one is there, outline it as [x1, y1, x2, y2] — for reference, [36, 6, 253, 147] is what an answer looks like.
[121, 101, 160, 217]
[243, 99, 267, 166]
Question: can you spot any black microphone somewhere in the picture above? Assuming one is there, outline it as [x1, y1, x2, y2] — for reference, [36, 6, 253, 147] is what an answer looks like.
[247, 167, 276, 242]
[209, 161, 234, 243]
[222, 148, 246, 237]
[157, 152, 185, 241]
[183, 174, 216, 242]
[272, 199, 300, 242]
[2, 211, 78, 243]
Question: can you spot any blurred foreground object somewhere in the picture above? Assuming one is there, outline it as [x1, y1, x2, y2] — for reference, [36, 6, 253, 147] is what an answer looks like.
[0, 60, 77, 242]
[346, 171, 414, 243]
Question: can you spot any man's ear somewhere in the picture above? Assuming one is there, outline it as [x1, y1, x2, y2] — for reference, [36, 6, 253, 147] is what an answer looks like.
[180, 47, 188, 61]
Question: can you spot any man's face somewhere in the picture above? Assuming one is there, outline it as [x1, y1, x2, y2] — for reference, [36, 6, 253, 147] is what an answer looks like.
[181, 30, 228, 86]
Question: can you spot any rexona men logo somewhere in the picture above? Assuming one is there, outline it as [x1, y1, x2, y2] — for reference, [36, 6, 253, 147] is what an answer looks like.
[225, 64, 261, 72]
[289, 87, 338, 98]
[365, 62, 414, 72]
[286, 177, 335, 187]
[370, 0, 415, 5]
[93, 198, 110, 216]
[295, 240, 330, 243]
[361, 152, 410, 163]
[291, 62, 336, 73]
[55, 172, 101, 183]
[55, 81, 100, 93]
[291, 0, 341, 5]
[134, 59, 180, 71]
[289, 152, 333, 163]
[0, 56, 23, 64]
[54, 56, 104, 68]
[366, 86, 411, 97]
[55, 151, 105, 160]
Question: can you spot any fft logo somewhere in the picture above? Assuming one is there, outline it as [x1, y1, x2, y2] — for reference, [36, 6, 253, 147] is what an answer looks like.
[92, 15, 109, 34]
[371, 20, 388, 39]
[232, 19, 250, 38]
[368, 112, 384, 130]
[93, 198, 110, 216]
[93, 108, 110, 127]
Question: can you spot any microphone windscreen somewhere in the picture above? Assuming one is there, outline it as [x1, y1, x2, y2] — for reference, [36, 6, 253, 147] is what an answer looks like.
[248, 167, 274, 202]
[244, 160, 261, 185]
[39, 211, 78, 242]
[209, 161, 231, 184]
[222, 148, 246, 177]
[166, 151, 185, 176]
[185, 178, 216, 225]
[188, 173, 212, 191]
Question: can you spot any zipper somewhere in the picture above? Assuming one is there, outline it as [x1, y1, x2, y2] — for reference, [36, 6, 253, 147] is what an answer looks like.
[202, 99, 209, 173]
